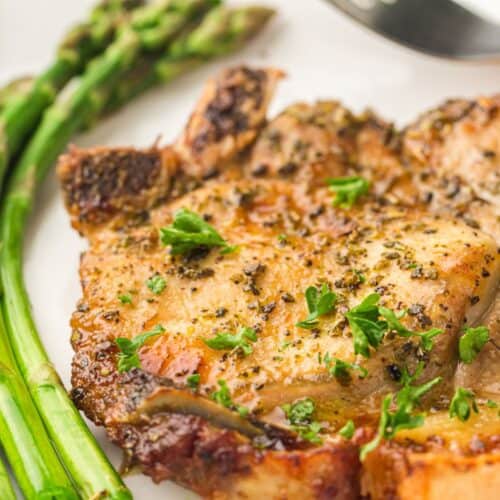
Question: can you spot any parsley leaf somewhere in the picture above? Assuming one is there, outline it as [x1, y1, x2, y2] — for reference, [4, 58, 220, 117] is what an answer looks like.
[296, 283, 337, 329]
[282, 398, 315, 424]
[346, 293, 386, 357]
[486, 400, 498, 409]
[204, 327, 257, 356]
[327, 176, 370, 209]
[360, 373, 442, 460]
[359, 395, 391, 460]
[339, 419, 355, 439]
[160, 208, 233, 255]
[118, 294, 133, 305]
[146, 274, 167, 295]
[186, 373, 200, 390]
[378, 306, 443, 351]
[449, 387, 478, 422]
[115, 324, 165, 373]
[346, 294, 443, 357]
[282, 398, 323, 444]
[296, 422, 323, 444]
[459, 326, 489, 364]
[211, 380, 249, 417]
[324, 353, 368, 380]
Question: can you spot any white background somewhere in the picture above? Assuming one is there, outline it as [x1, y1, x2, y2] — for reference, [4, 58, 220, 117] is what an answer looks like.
[0, 0, 499, 498]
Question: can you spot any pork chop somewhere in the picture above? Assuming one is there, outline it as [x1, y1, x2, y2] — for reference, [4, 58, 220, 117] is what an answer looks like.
[58, 66, 500, 499]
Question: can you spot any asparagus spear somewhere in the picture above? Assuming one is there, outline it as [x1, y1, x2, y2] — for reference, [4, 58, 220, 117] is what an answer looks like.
[0, 77, 33, 112]
[0, 457, 15, 500]
[0, 2, 146, 497]
[0, 308, 77, 499]
[104, 5, 275, 112]
[0, 2, 220, 498]
[0, 0, 145, 187]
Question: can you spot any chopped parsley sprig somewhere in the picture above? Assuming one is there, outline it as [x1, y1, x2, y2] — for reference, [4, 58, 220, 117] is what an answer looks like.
[160, 208, 237, 255]
[346, 293, 443, 357]
[186, 373, 200, 390]
[204, 327, 257, 356]
[346, 293, 386, 358]
[323, 352, 368, 380]
[296, 283, 337, 330]
[115, 324, 165, 373]
[327, 175, 370, 209]
[211, 380, 249, 417]
[459, 326, 489, 364]
[360, 372, 442, 460]
[339, 419, 355, 439]
[118, 293, 133, 305]
[378, 306, 443, 351]
[449, 387, 478, 422]
[146, 274, 167, 295]
[282, 398, 323, 444]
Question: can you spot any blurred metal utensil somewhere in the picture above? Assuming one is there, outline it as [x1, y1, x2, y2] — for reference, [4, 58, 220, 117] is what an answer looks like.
[324, 0, 500, 60]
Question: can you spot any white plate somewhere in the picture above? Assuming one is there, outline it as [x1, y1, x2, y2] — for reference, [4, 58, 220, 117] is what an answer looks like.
[1, 0, 500, 498]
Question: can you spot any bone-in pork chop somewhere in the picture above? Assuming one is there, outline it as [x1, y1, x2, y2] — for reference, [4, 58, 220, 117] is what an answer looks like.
[58, 67, 500, 499]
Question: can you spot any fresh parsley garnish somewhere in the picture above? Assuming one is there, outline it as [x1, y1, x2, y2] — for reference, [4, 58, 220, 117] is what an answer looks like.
[295, 422, 323, 444]
[339, 419, 355, 439]
[204, 327, 257, 356]
[282, 398, 315, 424]
[449, 387, 478, 422]
[353, 269, 366, 283]
[282, 398, 323, 444]
[360, 372, 442, 460]
[115, 324, 165, 372]
[186, 373, 200, 390]
[327, 175, 370, 209]
[346, 293, 386, 358]
[378, 306, 443, 351]
[323, 352, 368, 380]
[345, 293, 443, 357]
[459, 326, 489, 364]
[160, 208, 234, 255]
[146, 274, 167, 295]
[296, 284, 337, 330]
[486, 400, 498, 409]
[211, 379, 249, 417]
[118, 294, 133, 305]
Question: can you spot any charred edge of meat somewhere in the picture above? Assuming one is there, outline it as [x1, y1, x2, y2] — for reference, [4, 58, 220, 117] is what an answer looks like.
[70, 340, 364, 497]
[191, 67, 269, 153]
[58, 146, 171, 225]
[107, 413, 362, 498]
[71, 340, 302, 447]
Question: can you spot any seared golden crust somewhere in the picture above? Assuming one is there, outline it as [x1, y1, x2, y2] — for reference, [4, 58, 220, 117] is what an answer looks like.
[362, 438, 500, 500]
[402, 96, 500, 241]
[176, 66, 284, 178]
[59, 67, 500, 499]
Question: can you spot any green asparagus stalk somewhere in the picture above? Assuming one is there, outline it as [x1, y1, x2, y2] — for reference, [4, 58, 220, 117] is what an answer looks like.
[0, 2, 147, 497]
[0, 2, 220, 499]
[104, 5, 275, 112]
[0, 77, 34, 112]
[0, 456, 15, 500]
[0, 308, 77, 499]
[0, 0, 145, 188]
